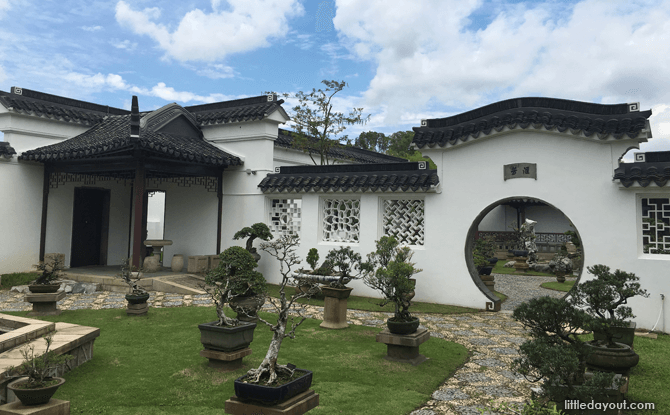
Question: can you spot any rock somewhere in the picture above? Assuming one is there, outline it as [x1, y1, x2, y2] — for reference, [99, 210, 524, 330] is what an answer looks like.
[530, 263, 552, 273]
[10, 285, 30, 293]
[503, 261, 515, 268]
[71, 282, 98, 294]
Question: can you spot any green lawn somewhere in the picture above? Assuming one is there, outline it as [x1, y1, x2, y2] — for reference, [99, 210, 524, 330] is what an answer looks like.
[4, 307, 469, 415]
[624, 333, 670, 414]
[540, 280, 576, 292]
[0, 272, 38, 290]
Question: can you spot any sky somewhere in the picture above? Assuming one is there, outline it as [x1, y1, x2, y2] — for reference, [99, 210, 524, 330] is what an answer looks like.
[1, 0, 670, 161]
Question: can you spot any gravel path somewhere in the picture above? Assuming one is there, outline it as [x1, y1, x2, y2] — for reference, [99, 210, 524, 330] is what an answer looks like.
[493, 273, 577, 311]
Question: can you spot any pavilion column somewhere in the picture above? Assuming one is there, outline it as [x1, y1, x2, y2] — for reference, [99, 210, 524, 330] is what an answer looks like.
[131, 162, 146, 269]
[216, 170, 223, 254]
[38, 165, 50, 262]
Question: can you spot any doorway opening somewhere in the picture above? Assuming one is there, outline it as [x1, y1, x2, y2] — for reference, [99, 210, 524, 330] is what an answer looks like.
[70, 187, 110, 267]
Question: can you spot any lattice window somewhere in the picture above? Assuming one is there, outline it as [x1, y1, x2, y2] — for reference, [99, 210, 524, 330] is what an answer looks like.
[641, 197, 670, 254]
[322, 199, 360, 242]
[383, 199, 425, 245]
[269, 198, 302, 236]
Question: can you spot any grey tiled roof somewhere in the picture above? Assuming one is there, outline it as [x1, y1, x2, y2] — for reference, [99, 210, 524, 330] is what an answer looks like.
[0, 87, 128, 126]
[186, 95, 286, 126]
[412, 97, 652, 149]
[276, 129, 407, 164]
[259, 162, 438, 193]
[614, 154, 670, 187]
[0, 142, 16, 158]
[19, 114, 241, 167]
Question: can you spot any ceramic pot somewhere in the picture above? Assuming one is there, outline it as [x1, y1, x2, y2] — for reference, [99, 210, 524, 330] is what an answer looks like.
[234, 369, 313, 405]
[125, 292, 150, 304]
[387, 316, 420, 335]
[171, 254, 184, 272]
[8, 377, 65, 406]
[198, 321, 257, 352]
[28, 284, 60, 293]
[230, 293, 265, 322]
[585, 341, 639, 374]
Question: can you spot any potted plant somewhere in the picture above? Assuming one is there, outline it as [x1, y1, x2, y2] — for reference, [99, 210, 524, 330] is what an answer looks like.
[362, 236, 422, 335]
[117, 258, 150, 311]
[293, 248, 327, 299]
[199, 246, 266, 353]
[233, 223, 274, 262]
[214, 246, 267, 323]
[569, 265, 649, 372]
[550, 245, 573, 283]
[6, 333, 74, 406]
[318, 246, 362, 329]
[233, 234, 320, 406]
[473, 237, 496, 275]
[28, 257, 65, 293]
[512, 296, 626, 412]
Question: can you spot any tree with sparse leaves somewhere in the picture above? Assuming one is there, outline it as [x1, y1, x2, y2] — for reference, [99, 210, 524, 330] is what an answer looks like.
[283, 80, 369, 165]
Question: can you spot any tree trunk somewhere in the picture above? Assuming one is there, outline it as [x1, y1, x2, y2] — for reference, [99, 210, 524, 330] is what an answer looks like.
[246, 314, 290, 384]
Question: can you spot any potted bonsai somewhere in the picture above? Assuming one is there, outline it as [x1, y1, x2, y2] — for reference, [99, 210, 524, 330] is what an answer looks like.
[117, 258, 150, 313]
[318, 246, 362, 329]
[218, 246, 267, 323]
[233, 234, 320, 406]
[512, 296, 626, 412]
[293, 248, 328, 299]
[199, 246, 266, 354]
[29, 257, 65, 293]
[550, 245, 573, 283]
[362, 236, 422, 335]
[569, 265, 649, 373]
[233, 223, 274, 262]
[6, 333, 74, 406]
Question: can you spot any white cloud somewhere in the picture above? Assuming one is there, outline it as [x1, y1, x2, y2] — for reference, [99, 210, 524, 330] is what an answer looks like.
[0, 65, 5, 84]
[82, 25, 102, 32]
[115, 0, 304, 62]
[333, 0, 670, 126]
[196, 64, 235, 79]
[111, 39, 137, 51]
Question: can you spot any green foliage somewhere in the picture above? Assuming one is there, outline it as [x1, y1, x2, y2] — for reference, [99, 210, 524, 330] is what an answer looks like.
[355, 131, 391, 154]
[284, 80, 370, 165]
[512, 296, 622, 403]
[206, 247, 266, 298]
[7, 334, 74, 389]
[116, 258, 147, 295]
[362, 236, 422, 321]
[306, 248, 319, 271]
[569, 265, 649, 346]
[324, 246, 362, 287]
[233, 223, 273, 255]
[473, 236, 496, 269]
[32, 256, 65, 285]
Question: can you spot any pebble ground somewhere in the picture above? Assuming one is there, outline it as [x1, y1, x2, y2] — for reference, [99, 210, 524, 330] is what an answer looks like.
[0, 273, 574, 415]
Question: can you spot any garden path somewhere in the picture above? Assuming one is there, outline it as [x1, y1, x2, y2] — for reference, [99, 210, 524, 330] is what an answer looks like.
[493, 273, 577, 311]
[0, 288, 559, 414]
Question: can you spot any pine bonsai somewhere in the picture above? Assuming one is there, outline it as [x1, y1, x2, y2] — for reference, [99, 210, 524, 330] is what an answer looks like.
[32, 257, 65, 285]
[7, 334, 74, 389]
[116, 258, 147, 295]
[233, 223, 274, 260]
[323, 246, 362, 288]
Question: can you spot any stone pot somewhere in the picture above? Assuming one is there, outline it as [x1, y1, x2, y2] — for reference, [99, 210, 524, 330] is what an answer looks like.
[8, 377, 65, 406]
[387, 316, 420, 335]
[28, 283, 60, 293]
[125, 292, 150, 304]
[555, 271, 567, 283]
[198, 321, 257, 352]
[478, 266, 493, 276]
[553, 372, 627, 415]
[230, 293, 265, 322]
[234, 368, 313, 405]
[585, 341, 639, 374]
[593, 321, 637, 349]
[171, 254, 184, 272]
[513, 250, 529, 257]
[320, 286, 354, 329]
[488, 257, 499, 266]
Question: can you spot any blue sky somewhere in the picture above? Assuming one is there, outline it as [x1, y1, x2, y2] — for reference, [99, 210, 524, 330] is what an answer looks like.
[1, 0, 670, 160]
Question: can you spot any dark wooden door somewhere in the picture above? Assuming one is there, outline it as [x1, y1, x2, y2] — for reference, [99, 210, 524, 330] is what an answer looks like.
[70, 188, 110, 267]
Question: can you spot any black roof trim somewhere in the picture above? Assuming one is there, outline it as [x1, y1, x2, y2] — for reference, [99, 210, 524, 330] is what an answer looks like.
[614, 154, 670, 187]
[7, 87, 128, 115]
[259, 162, 438, 193]
[413, 97, 652, 149]
[0, 142, 16, 158]
[185, 94, 280, 113]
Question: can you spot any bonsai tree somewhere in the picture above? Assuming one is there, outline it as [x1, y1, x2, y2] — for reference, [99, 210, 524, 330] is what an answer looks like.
[512, 296, 623, 405]
[306, 248, 319, 271]
[117, 258, 147, 295]
[233, 223, 273, 261]
[362, 236, 422, 322]
[323, 246, 362, 288]
[203, 246, 267, 327]
[32, 257, 65, 285]
[549, 245, 573, 280]
[7, 333, 74, 389]
[472, 237, 495, 272]
[244, 234, 319, 384]
[569, 264, 649, 347]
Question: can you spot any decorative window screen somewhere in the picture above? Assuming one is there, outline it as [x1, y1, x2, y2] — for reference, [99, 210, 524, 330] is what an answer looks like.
[641, 197, 670, 254]
[269, 198, 302, 236]
[383, 199, 425, 245]
[322, 199, 360, 242]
